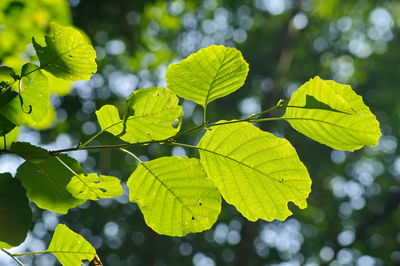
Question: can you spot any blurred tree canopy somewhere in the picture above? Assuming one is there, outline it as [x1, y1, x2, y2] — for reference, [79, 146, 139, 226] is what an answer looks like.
[1, 0, 400, 265]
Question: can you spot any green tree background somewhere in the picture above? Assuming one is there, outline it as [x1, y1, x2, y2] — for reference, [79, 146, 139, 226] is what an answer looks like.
[1, 0, 399, 265]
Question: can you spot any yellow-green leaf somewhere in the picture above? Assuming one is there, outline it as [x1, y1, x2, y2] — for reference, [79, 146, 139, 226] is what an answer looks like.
[283, 76, 381, 151]
[32, 22, 97, 81]
[166, 45, 249, 106]
[66, 173, 123, 200]
[198, 121, 311, 222]
[127, 157, 221, 236]
[48, 224, 96, 266]
[96, 87, 183, 143]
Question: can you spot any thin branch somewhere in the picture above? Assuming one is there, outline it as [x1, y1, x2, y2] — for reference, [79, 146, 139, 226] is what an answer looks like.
[119, 148, 142, 163]
[80, 130, 104, 148]
[1, 249, 24, 266]
[54, 156, 79, 176]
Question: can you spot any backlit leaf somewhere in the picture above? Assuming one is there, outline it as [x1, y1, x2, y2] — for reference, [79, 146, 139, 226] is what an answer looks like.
[0, 63, 50, 127]
[283, 76, 381, 151]
[166, 45, 249, 106]
[48, 224, 96, 266]
[198, 121, 311, 221]
[0, 173, 32, 247]
[32, 22, 97, 81]
[96, 87, 183, 143]
[67, 173, 123, 200]
[15, 155, 85, 214]
[127, 156, 221, 236]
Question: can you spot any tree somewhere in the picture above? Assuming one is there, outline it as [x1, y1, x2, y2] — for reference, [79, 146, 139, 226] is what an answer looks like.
[1, 0, 399, 265]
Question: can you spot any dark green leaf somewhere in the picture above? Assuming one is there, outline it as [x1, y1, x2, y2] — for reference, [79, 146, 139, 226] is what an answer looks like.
[10, 142, 51, 163]
[15, 154, 85, 214]
[0, 173, 32, 246]
[0, 114, 16, 136]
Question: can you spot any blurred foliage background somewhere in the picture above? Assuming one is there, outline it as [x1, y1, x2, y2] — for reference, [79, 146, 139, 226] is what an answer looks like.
[1, 0, 400, 265]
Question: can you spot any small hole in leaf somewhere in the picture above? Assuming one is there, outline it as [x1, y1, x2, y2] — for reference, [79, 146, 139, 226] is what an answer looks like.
[93, 181, 100, 184]
[79, 191, 83, 194]
[172, 121, 179, 128]
[198, 202, 202, 206]
[192, 217, 195, 220]
[99, 188, 107, 193]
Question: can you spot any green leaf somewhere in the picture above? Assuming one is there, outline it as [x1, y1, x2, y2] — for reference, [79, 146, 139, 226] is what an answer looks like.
[0, 127, 19, 149]
[283, 76, 382, 151]
[15, 155, 85, 214]
[0, 241, 12, 249]
[127, 156, 221, 236]
[198, 121, 311, 222]
[10, 142, 50, 163]
[48, 224, 96, 266]
[0, 173, 32, 246]
[66, 173, 123, 200]
[0, 63, 50, 127]
[0, 113, 16, 136]
[96, 87, 183, 143]
[166, 45, 249, 106]
[32, 22, 97, 81]
[0, 90, 18, 107]
[0, 66, 17, 83]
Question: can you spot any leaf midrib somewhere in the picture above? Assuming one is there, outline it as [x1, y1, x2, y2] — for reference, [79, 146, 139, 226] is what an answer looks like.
[197, 146, 308, 192]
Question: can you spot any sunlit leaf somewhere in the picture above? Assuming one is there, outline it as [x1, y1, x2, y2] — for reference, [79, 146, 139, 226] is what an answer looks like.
[45, 72, 72, 96]
[67, 173, 123, 200]
[15, 155, 85, 214]
[0, 241, 12, 249]
[48, 224, 96, 266]
[127, 156, 221, 236]
[32, 22, 97, 81]
[96, 87, 183, 143]
[283, 76, 381, 151]
[0, 63, 50, 127]
[198, 121, 311, 221]
[166, 45, 249, 106]
[0, 173, 32, 246]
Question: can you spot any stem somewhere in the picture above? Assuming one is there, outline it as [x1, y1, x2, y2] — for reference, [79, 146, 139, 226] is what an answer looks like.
[203, 106, 207, 127]
[55, 156, 79, 176]
[248, 99, 285, 119]
[11, 251, 50, 257]
[20, 66, 42, 78]
[3, 135, 6, 149]
[1, 249, 24, 266]
[80, 130, 104, 148]
[174, 124, 205, 138]
[119, 148, 142, 163]
[167, 142, 197, 150]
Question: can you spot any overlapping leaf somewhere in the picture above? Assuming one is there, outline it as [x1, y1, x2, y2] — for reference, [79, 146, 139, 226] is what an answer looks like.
[10, 142, 50, 163]
[48, 224, 96, 266]
[166, 45, 249, 106]
[96, 87, 183, 143]
[67, 173, 123, 200]
[283, 76, 381, 151]
[0, 173, 32, 247]
[32, 22, 97, 81]
[198, 121, 311, 222]
[0, 63, 50, 127]
[15, 154, 85, 214]
[127, 157, 221, 236]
